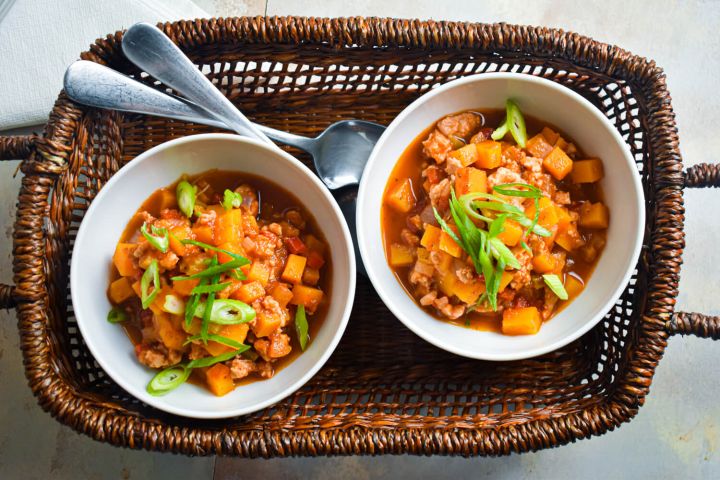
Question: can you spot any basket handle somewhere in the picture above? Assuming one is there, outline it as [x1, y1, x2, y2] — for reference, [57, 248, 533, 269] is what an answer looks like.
[666, 163, 720, 339]
[0, 134, 36, 309]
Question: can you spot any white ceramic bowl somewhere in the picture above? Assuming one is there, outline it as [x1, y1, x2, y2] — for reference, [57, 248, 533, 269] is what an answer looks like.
[71, 134, 355, 418]
[357, 73, 644, 361]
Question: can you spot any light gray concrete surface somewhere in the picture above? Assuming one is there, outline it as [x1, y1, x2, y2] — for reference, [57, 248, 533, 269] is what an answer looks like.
[0, 1, 717, 479]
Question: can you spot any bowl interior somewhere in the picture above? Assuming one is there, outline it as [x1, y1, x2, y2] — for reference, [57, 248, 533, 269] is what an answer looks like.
[357, 73, 644, 360]
[71, 134, 354, 418]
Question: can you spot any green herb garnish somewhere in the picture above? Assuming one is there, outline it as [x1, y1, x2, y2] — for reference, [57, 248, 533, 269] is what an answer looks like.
[147, 365, 191, 396]
[176, 180, 196, 218]
[107, 307, 128, 323]
[140, 259, 160, 309]
[221, 189, 243, 210]
[543, 274, 569, 300]
[295, 304, 309, 351]
[186, 347, 250, 369]
[491, 99, 528, 147]
[141, 222, 169, 253]
[193, 298, 256, 325]
[190, 282, 232, 295]
[184, 333, 245, 349]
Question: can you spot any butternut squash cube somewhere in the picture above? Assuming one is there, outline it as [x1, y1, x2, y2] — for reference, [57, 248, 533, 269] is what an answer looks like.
[113, 243, 139, 277]
[215, 209, 243, 246]
[420, 225, 442, 250]
[248, 262, 271, 286]
[455, 167, 487, 196]
[541, 127, 560, 145]
[579, 202, 609, 229]
[205, 364, 235, 396]
[109, 277, 134, 304]
[385, 178, 416, 213]
[232, 280, 265, 304]
[474, 141, 502, 169]
[439, 228, 463, 258]
[452, 279, 484, 304]
[542, 147, 573, 180]
[389, 243, 415, 267]
[497, 220, 524, 247]
[565, 274, 585, 298]
[281, 255, 306, 284]
[449, 143, 479, 167]
[526, 134, 554, 159]
[571, 159, 604, 184]
[502, 307, 542, 335]
[269, 282, 294, 308]
[291, 284, 324, 313]
[532, 253, 556, 274]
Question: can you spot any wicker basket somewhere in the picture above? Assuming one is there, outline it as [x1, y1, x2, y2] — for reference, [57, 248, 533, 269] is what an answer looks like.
[2, 17, 718, 457]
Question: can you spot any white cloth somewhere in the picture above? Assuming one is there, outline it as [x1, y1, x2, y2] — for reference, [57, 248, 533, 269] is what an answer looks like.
[0, 0, 209, 129]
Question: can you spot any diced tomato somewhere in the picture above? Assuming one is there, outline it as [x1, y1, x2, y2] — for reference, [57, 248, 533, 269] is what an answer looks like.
[285, 236, 307, 255]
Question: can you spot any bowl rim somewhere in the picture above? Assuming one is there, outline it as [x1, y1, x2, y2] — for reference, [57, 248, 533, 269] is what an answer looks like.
[356, 72, 645, 361]
[70, 133, 356, 418]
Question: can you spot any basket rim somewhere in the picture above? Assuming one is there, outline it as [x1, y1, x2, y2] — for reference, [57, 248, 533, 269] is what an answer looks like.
[11, 16, 683, 457]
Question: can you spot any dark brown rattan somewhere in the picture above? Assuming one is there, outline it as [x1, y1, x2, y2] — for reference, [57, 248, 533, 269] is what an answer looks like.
[2, 17, 719, 456]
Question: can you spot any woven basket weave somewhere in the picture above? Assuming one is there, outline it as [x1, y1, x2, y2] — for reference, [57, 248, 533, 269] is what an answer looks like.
[2, 17, 719, 457]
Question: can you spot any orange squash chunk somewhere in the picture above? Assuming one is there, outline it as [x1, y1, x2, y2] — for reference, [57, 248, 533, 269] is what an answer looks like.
[571, 159, 604, 184]
[497, 220, 524, 247]
[541, 127, 560, 145]
[385, 178, 416, 213]
[565, 274, 585, 298]
[526, 134, 554, 159]
[389, 243, 415, 267]
[474, 141, 502, 169]
[109, 277, 134, 304]
[525, 197, 559, 228]
[192, 225, 214, 245]
[215, 209, 243, 246]
[291, 284, 324, 313]
[542, 147, 573, 180]
[232, 280, 265, 304]
[579, 202, 609, 229]
[449, 144, 479, 167]
[269, 283, 294, 308]
[455, 167, 487, 196]
[113, 243, 139, 277]
[216, 241, 244, 264]
[205, 323, 250, 356]
[205, 364, 235, 396]
[281, 254, 307, 284]
[502, 307, 542, 335]
[420, 225, 442, 250]
[439, 227, 463, 258]
[532, 253, 556, 274]
[452, 279, 484, 304]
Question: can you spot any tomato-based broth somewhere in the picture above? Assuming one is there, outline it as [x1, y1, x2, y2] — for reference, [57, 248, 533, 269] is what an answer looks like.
[108, 170, 331, 395]
[381, 108, 608, 335]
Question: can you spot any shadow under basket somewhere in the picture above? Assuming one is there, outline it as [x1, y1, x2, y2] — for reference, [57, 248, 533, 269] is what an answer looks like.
[1, 17, 718, 457]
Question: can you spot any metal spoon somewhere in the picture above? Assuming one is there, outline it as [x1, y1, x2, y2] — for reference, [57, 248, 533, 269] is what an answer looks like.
[63, 60, 385, 190]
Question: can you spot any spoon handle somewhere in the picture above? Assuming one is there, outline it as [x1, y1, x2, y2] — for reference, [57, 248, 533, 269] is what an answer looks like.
[122, 23, 273, 145]
[64, 61, 317, 153]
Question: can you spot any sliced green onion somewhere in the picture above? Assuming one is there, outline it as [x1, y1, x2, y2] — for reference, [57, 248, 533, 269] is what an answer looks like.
[140, 259, 160, 309]
[295, 304, 309, 351]
[107, 307, 128, 323]
[506, 99, 527, 148]
[228, 268, 247, 281]
[492, 183, 543, 198]
[491, 119, 509, 141]
[194, 298, 256, 325]
[190, 282, 232, 295]
[162, 294, 185, 315]
[488, 237, 521, 269]
[181, 239, 250, 264]
[185, 275, 210, 328]
[184, 333, 245, 349]
[176, 180, 196, 218]
[200, 256, 221, 340]
[170, 258, 245, 281]
[543, 274, 569, 300]
[147, 365, 191, 396]
[459, 191, 550, 237]
[141, 223, 169, 253]
[488, 213, 508, 238]
[221, 189, 243, 210]
[186, 347, 250, 369]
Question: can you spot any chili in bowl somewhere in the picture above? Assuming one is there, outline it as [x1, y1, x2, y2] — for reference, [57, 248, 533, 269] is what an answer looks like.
[357, 73, 644, 361]
[71, 134, 355, 418]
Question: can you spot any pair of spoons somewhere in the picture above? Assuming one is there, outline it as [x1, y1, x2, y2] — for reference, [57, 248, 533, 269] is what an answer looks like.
[64, 23, 386, 275]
